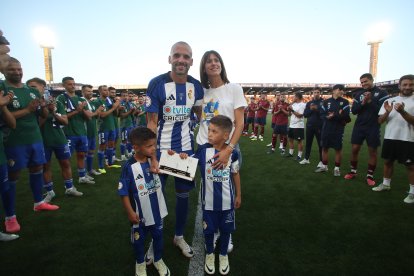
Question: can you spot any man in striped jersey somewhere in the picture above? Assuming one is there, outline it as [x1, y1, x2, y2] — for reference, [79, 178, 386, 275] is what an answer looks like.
[146, 41, 204, 260]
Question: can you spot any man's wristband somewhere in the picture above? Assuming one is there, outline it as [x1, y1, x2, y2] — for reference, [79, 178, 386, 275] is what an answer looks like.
[228, 143, 235, 150]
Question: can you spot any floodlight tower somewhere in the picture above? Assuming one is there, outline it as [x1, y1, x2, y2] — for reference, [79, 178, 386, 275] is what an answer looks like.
[41, 46, 54, 85]
[34, 27, 56, 85]
[367, 40, 382, 80]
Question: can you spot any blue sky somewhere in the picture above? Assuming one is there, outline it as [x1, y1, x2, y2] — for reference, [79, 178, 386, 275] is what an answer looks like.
[2, 0, 413, 86]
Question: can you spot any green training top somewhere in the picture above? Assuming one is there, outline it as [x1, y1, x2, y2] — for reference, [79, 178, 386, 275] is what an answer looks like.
[95, 97, 115, 132]
[41, 101, 68, 147]
[4, 84, 43, 146]
[56, 93, 87, 136]
[120, 100, 133, 128]
[84, 98, 99, 138]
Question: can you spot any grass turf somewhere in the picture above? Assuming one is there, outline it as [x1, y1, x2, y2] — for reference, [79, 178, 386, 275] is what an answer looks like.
[1, 114, 413, 275]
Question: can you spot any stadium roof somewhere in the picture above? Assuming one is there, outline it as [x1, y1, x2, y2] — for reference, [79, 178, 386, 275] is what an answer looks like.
[50, 79, 400, 97]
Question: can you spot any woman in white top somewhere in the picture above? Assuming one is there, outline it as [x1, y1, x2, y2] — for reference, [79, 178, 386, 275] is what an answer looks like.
[197, 50, 247, 168]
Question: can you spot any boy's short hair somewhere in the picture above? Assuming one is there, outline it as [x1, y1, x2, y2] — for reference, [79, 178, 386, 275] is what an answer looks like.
[129, 127, 156, 146]
[209, 115, 233, 133]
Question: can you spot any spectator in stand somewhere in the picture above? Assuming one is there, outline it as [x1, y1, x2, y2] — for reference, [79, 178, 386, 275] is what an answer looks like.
[372, 74, 414, 204]
[251, 94, 270, 141]
[286, 92, 306, 160]
[243, 97, 256, 136]
[300, 88, 324, 168]
[267, 94, 289, 154]
[344, 73, 389, 186]
[315, 85, 350, 176]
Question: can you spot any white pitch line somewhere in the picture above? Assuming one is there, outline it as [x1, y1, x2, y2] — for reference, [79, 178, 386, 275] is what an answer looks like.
[188, 188, 204, 276]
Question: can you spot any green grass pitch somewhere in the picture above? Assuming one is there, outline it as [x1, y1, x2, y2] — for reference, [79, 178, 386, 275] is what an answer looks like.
[1, 114, 413, 275]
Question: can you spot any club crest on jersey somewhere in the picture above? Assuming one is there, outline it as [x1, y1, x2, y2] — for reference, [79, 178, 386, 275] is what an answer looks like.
[118, 182, 123, 190]
[8, 159, 15, 167]
[203, 221, 207, 230]
[134, 232, 140, 240]
[30, 92, 36, 99]
[188, 89, 193, 99]
[374, 92, 379, 97]
[340, 102, 343, 106]
[12, 100, 20, 109]
[144, 96, 152, 107]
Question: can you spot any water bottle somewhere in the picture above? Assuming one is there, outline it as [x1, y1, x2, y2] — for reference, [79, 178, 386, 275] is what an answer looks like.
[44, 89, 51, 102]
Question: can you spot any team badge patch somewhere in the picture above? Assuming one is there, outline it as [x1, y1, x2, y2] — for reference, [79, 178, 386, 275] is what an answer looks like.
[7, 159, 15, 167]
[12, 100, 20, 109]
[134, 232, 140, 240]
[144, 96, 151, 108]
[203, 221, 207, 230]
[188, 89, 193, 99]
[30, 92, 36, 99]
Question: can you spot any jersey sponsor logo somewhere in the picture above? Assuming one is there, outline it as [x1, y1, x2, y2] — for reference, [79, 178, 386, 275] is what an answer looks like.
[206, 167, 230, 182]
[162, 105, 191, 122]
[137, 177, 161, 197]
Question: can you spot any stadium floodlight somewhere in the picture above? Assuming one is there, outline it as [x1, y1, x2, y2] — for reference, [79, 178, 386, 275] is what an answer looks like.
[365, 22, 391, 80]
[33, 26, 56, 84]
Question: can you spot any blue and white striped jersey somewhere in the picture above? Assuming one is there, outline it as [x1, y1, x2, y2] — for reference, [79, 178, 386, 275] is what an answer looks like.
[146, 72, 203, 152]
[118, 159, 167, 226]
[195, 144, 239, 211]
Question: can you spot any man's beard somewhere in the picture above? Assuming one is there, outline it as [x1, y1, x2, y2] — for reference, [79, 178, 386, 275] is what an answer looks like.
[7, 74, 21, 84]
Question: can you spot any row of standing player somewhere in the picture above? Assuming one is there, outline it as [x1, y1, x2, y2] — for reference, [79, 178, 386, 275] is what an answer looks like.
[243, 73, 414, 204]
[0, 59, 148, 240]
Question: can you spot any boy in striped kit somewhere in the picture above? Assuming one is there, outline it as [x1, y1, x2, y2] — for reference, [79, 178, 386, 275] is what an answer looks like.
[118, 127, 169, 276]
[178, 115, 241, 275]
